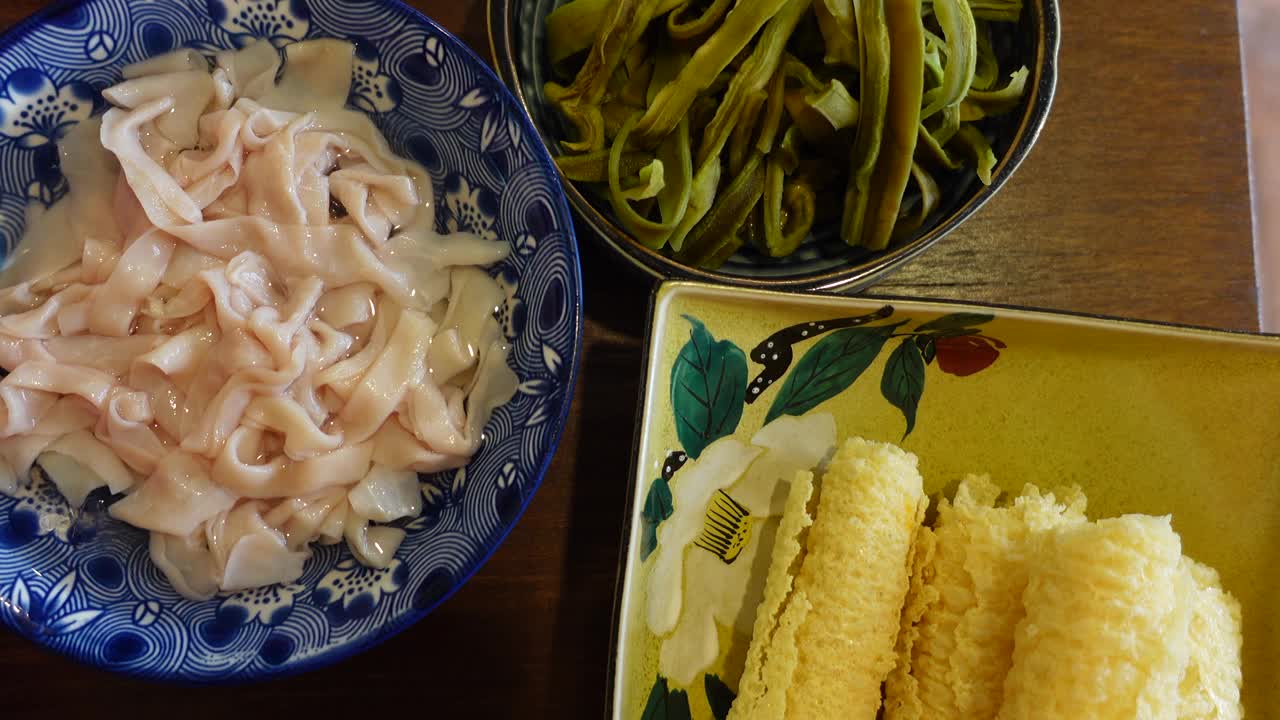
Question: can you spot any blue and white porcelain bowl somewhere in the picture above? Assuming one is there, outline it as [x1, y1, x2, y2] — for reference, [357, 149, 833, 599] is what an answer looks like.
[0, 0, 581, 682]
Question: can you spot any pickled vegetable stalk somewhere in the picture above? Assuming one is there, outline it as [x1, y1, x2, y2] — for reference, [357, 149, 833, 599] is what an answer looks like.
[545, 0, 1031, 269]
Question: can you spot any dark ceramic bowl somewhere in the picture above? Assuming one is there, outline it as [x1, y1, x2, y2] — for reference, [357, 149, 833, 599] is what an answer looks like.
[489, 0, 1059, 292]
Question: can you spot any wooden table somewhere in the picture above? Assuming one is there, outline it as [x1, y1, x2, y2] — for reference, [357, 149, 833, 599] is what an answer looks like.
[0, 0, 1255, 716]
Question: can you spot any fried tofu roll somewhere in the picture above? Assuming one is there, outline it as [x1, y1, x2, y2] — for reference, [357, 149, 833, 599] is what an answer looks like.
[884, 477, 1087, 719]
[728, 437, 928, 720]
[729, 469, 816, 720]
[796, 438, 929, 717]
[1177, 559, 1243, 720]
[997, 515, 1193, 720]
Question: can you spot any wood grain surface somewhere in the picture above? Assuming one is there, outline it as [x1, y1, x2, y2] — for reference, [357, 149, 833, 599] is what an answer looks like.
[0, 0, 1256, 718]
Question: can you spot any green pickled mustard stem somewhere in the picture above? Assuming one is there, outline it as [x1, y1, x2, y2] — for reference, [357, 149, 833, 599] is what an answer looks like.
[547, 0, 687, 68]
[763, 131, 817, 257]
[814, 0, 859, 67]
[698, 0, 813, 166]
[556, 147, 652, 182]
[840, 0, 891, 246]
[920, 0, 976, 120]
[786, 77, 859, 143]
[952, 122, 997, 185]
[972, 21, 998, 90]
[677, 151, 766, 266]
[546, 0, 669, 153]
[607, 112, 691, 248]
[755, 65, 788, 155]
[922, 0, 1021, 22]
[728, 89, 768, 177]
[916, 103, 961, 170]
[668, 0, 734, 39]
[635, 0, 793, 145]
[546, 0, 611, 68]
[893, 161, 940, 240]
[961, 65, 1029, 120]
[859, 0, 924, 251]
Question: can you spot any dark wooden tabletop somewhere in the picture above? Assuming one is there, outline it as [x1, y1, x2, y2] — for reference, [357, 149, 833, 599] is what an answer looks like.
[0, 0, 1256, 717]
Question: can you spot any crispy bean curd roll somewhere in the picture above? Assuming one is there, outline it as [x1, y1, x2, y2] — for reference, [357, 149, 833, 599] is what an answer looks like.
[885, 476, 1087, 719]
[1177, 558, 1243, 720]
[728, 469, 816, 720]
[997, 515, 1193, 720]
[727, 437, 926, 719]
[784, 437, 927, 718]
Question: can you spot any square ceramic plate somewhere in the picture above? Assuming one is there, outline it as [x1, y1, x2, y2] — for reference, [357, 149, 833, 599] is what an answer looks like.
[611, 281, 1280, 718]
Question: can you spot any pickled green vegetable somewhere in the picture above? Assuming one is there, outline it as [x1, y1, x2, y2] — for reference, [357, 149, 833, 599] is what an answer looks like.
[607, 113, 693, 247]
[678, 151, 766, 266]
[667, 0, 733, 40]
[556, 147, 651, 182]
[840, 0, 891, 247]
[636, 0, 792, 144]
[952, 123, 997, 185]
[763, 129, 816, 256]
[920, 0, 976, 120]
[918, 103, 962, 169]
[972, 21, 999, 90]
[924, 0, 1022, 22]
[547, 0, 686, 68]
[545, 0, 1030, 269]
[961, 66, 1029, 120]
[814, 0, 858, 67]
[785, 78, 859, 144]
[859, 0, 925, 251]
[894, 161, 940, 239]
[546, 0, 666, 153]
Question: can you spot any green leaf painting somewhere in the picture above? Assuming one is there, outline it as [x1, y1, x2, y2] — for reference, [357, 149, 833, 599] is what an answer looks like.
[642, 677, 694, 720]
[705, 674, 736, 720]
[640, 477, 674, 561]
[914, 312, 994, 334]
[881, 338, 927, 437]
[765, 323, 902, 424]
[914, 334, 937, 365]
[672, 316, 748, 459]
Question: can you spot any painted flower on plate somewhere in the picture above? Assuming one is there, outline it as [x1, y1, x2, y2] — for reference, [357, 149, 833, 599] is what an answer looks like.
[220, 582, 302, 625]
[0, 69, 94, 148]
[442, 174, 499, 243]
[5, 474, 73, 544]
[312, 557, 408, 624]
[494, 266, 525, 340]
[209, 0, 311, 47]
[2, 570, 101, 636]
[349, 40, 401, 114]
[645, 414, 837, 686]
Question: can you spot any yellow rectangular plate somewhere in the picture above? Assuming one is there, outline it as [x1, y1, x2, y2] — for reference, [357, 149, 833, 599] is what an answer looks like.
[612, 281, 1280, 718]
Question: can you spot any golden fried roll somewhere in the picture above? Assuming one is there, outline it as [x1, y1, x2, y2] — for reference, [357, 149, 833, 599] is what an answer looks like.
[729, 469, 816, 720]
[1177, 558, 1244, 720]
[997, 515, 1193, 720]
[882, 507, 938, 720]
[786, 437, 928, 718]
[885, 476, 1086, 719]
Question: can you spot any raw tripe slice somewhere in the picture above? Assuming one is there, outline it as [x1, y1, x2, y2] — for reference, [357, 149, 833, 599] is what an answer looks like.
[1177, 558, 1243, 720]
[884, 476, 1087, 719]
[997, 515, 1194, 720]
[788, 437, 928, 718]
[728, 469, 816, 720]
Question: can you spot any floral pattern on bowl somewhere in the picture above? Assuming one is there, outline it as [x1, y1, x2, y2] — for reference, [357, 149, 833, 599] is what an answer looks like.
[0, 0, 581, 683]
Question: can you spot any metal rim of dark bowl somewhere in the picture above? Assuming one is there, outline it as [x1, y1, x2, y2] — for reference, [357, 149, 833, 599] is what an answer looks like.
[489, 0, 1061, 293]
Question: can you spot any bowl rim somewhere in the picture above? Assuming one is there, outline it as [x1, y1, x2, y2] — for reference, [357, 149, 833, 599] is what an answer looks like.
[0, 0, 585, 685]
[488, 0, 1062, 293]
